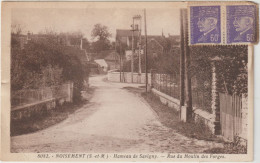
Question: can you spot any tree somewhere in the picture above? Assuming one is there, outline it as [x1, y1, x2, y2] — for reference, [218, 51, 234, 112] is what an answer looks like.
[11, 33, 90, 102]
[11, 23, 25, 35]
[82, 38, 90, 50]
[91, 24, 112, 53]
[91, 39, 111, 53]
[91, 24, 111, 41]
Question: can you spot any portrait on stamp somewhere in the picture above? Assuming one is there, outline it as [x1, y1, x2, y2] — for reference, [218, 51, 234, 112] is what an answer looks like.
[227, 5, 256, 43]
[190, 6, 221, 44]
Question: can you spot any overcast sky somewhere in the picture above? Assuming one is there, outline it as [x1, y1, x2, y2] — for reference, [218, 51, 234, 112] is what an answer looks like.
[12, 7, 181, 41]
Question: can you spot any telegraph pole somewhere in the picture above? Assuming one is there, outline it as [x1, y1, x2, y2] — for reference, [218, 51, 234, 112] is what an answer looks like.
[138, 16, 142, 74]
[144, 9, 148, 93]
[131, 18, 135, 83]
[183, 9, 193, 122]
[179, 9, 185, 117]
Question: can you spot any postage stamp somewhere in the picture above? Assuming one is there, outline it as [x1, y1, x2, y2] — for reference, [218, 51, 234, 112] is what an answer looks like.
[226, 5, 257, 44]
[190, 6, 221, 44]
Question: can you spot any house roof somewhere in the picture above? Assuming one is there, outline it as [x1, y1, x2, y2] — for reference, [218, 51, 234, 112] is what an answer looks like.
[94, 59, 108, 68]
[141, 35, 180, 51]
[116, 29, 139, 38]
[141, 35, 168, 50]
[104, 51, 119, 61]
[95, 50, 119, 61]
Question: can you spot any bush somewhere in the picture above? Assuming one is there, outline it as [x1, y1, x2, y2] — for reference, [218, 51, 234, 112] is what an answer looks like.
[11, 34, 90, 102]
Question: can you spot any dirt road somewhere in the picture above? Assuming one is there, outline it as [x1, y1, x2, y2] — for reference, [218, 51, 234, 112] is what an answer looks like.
[11, 75, 223, 153]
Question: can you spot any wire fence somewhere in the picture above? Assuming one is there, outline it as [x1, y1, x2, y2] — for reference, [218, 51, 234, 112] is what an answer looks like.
[192, 89, 212, 113]
[151, 70, 212, 113]
[151, 72, 180, 100]
[11, 83, 71, 108]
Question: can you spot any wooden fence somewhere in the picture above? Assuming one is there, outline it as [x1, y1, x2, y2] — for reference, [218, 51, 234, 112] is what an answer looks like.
[219, 93, 242, 141]
[11, 83, 72, 109]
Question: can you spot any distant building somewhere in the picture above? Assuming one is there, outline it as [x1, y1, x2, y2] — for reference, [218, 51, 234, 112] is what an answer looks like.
[125, 49, 144, 61]
[115, 29, 180, 60]
[116, 29, 139, 49]
[94, 59, 108, 72]
[104, 51, 120, 70]
[142, 35, 180, 57]
[95, 50, 120, 70]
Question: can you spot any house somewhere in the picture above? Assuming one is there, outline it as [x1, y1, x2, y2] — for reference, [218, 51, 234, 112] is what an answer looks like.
[94, 59, 108, 72]
[142, 35, 180, 57]
[104, 51, 120, 70]
[125, 49, 144, 61]
[116, 28, 180, 60]
[94, 50, 120, 70]
[116, 29, 139, 49]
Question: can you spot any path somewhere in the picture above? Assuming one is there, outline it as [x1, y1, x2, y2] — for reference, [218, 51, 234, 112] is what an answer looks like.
[11, 75, 223, 153]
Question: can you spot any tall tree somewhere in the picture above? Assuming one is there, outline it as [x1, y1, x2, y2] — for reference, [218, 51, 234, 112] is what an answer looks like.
[91, 24, 112, 53]
[91, 24, 111, 41]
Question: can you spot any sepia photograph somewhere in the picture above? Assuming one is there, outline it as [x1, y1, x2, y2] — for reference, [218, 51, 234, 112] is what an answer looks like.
[1, 1, 257, 162]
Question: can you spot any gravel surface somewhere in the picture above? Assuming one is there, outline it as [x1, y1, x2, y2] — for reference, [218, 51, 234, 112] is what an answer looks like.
[11, 75, 223, 153]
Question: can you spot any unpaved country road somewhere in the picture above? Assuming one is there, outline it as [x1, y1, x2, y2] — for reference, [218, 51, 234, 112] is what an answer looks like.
[11, 75, 223, 153]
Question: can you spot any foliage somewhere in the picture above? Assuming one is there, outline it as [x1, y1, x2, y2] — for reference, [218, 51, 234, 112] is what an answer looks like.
[91, 24, 111, 41]
[190, 45, 248, 96]
[91, 39, 111, 53]
[203, 136, 247, 154]
[141, 91, 219, 142]
[91, 24, 112, 53]
[122, 47, 180, 76]
[11, 35, 64, 90]
[11, 23, 24, 35]
[11, 33, 90, 102]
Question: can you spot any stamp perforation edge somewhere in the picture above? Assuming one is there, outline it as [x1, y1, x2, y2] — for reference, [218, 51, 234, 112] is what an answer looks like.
[187, 1, 259, 46]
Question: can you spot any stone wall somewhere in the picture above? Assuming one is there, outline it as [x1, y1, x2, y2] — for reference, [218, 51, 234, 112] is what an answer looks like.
[151, 88, 180, 111]
[193, 108, 216, 134]
[152, 87, 216, 132]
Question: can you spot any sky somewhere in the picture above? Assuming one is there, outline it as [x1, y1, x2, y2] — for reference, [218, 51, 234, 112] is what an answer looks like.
[12, 7, 181, 41]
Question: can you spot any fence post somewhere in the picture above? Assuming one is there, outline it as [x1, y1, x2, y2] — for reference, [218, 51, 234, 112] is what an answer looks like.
[211, 59, 221, 135]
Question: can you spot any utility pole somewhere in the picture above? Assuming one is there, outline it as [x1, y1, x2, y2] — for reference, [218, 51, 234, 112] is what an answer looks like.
[138, 16, 142, 74]
[144, 9, 148, 93]
[179, 9, 185, 118]
[131, 18, 135, 83]
[183, 9, 193, 122]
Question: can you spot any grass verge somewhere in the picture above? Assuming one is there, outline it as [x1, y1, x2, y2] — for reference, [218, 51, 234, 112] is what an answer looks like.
[11, 87, 95, 137]
[11, 101, 86, 137]
[141, 92, 218, 141]
[124, 87, 247, 154]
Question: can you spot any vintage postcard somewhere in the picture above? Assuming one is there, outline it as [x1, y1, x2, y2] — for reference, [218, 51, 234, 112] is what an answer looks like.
[1, 1, 258, 162]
